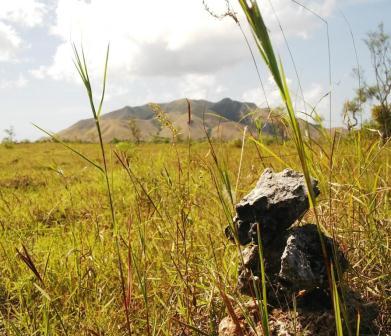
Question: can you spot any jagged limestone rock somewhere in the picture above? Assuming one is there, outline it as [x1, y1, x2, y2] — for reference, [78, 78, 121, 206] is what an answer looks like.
[278, 224, 348, 291]
[219, 168, 377, 335]
[237, 224, 348, 299]
[227, 168, 320, 246]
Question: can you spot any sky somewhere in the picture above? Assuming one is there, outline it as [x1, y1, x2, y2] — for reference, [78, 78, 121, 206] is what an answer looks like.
[0, 0, 390, 141]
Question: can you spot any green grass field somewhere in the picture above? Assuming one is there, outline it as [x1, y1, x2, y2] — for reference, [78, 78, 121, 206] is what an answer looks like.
[1, 4, 390, 334]
[0, 138, 389, 335]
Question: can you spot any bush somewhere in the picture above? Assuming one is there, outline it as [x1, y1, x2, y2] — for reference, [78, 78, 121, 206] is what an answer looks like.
[115, 141, 136, 156]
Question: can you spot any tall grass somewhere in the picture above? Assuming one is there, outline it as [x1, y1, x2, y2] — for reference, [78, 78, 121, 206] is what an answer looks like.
[0, 2, 389, 335]
[235, 1, 384, 335]
[0, 138, 388, 334]
[72, 45, 115, 232]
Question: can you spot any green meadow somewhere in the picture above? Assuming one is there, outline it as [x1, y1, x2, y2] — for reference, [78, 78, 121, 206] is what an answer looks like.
[0, 137, 389, 334]
[1, 1, 390, 335]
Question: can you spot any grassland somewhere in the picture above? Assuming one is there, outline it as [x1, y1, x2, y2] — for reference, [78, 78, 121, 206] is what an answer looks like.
[0, 136, 389, 335]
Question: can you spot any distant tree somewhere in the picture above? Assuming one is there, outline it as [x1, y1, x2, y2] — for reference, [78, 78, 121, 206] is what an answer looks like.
[2, 126, 15, 147]
[266, 106, 288, 141]
[128, 118, 141, 144]
[365, 23, 391, 141]
[344, 23, 391, 141]
[342, 92, 364, 131]
[371, 104, 391, 139]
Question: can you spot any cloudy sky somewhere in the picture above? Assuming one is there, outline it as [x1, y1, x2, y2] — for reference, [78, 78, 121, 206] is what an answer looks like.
[1, 0, 390, 140]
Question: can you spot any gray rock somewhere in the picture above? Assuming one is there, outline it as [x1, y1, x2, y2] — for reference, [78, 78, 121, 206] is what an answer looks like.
[237, 224, 348, 299]
[237, 245, 260, 297]
[220, 168, 377, 335]
[279, 224, 348, 291]
[227, 168, 320, 246]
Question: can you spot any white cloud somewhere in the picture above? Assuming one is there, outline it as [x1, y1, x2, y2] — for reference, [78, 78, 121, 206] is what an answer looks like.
[0, 21, 22, 62]
[41, 0, 243, 79]
[300, 82, 329, 120]
[34, 0, 339, 87]
[0, 0, 46, 27]
[242, 79, 329, 121]
[0, 74, 28, 89]
[302, 83, 326, 108]
[0, 0, 46, 62]
[179, 74, 219, 99]
[258, 0, 336, 40]
[242, 75, 292, 107]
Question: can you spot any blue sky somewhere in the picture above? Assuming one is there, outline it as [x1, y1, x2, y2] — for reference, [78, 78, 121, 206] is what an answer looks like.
[0, 0, 390, 140]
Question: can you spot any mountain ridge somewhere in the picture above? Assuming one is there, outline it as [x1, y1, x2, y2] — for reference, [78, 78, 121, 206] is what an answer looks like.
[56, 97, 320, 142]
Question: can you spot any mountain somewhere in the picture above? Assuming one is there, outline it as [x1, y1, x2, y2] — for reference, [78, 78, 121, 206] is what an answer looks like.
[56, 98, 321, 142]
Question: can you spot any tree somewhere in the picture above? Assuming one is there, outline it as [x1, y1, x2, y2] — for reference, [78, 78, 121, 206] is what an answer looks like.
[365, 23, 391, 141]
[371, 104, 391, 139]
[128, 118, 141, 144]
[342, 95, 362, 131]
[2, 126, 15, 147]
[344, 23, 391, 142]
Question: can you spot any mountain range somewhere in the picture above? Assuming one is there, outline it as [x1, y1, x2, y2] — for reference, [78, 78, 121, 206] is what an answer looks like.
[56, 98, 321, 142]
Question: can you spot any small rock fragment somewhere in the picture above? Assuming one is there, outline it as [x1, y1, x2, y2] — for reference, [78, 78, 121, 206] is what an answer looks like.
[218, 300, 337, 336]
[218, 297, 378, 336]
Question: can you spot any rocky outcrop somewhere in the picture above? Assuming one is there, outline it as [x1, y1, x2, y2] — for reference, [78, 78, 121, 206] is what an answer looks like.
[236, 223, 348, 300]
[220, 168, 377, 335]
[226, 168, 319, 246]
